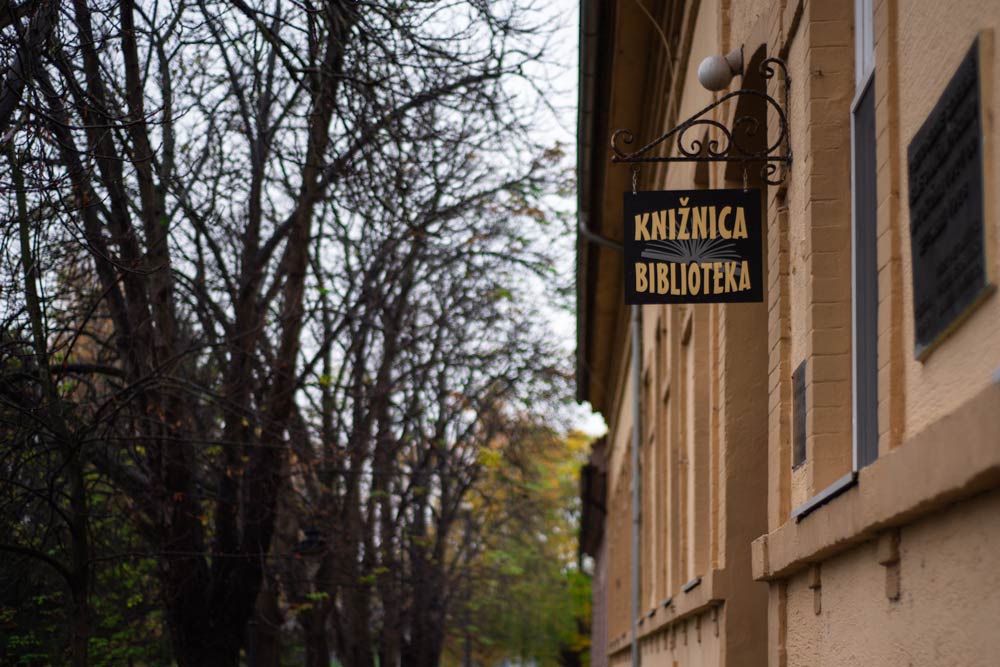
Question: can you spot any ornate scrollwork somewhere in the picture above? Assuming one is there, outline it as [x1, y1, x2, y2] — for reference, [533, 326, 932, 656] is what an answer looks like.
[610, 57, 792, 185]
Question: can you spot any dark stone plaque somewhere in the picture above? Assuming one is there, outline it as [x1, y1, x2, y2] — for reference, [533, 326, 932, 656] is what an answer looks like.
[907, 39, 992, 357]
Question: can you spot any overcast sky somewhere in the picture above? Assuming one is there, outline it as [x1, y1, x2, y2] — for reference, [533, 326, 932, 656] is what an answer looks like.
[523, 0, 608, 436]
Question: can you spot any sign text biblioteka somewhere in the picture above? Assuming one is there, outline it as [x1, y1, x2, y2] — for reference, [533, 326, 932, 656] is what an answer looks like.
[624, 189, 763, 304]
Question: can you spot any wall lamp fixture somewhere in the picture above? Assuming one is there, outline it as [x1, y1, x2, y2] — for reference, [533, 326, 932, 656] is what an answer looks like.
[697, 46, 744, 91]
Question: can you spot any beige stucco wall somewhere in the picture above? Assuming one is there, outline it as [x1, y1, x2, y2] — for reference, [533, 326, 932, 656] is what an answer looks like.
[895, 1, 1000, 439]
[605, 372, 634, 644]
[661, 0, 720, 192]
[759, 0, 1000, 664]
[592, 539, 609, 667]
[639, 609, 723, 667]
[725, 0, 772, 45]
[585, 0, 1000, 665]
[605, 0, 774, 665]
[783, 488, 1000, 667]
[783, 0, 859, 508]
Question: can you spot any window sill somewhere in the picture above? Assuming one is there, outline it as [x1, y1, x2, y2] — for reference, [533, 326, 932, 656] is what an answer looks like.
[791, 471, 857, 522]
[607, 569, 724, 657]
[753, 382, 1000, 582]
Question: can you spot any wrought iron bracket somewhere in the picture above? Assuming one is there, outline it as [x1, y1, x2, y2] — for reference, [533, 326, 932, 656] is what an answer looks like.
[610, 57, 792, 186]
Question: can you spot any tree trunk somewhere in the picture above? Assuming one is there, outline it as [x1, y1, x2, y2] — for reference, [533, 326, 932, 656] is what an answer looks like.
[68, 465, 90, 667]
[254, 589, 284, 667]
[402, 560, 446, 667]
[303, 609, 330, 667]
[339, 565, 374, 667]
[170, 622, 242, 667]
[558, 647, 583, 667]
[176, 646, 240, 667]
[12, 145, 91, 667]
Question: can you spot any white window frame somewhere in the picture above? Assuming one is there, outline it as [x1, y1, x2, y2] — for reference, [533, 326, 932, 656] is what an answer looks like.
[851, 0, 877, 472]
[854, 0, 875, 88]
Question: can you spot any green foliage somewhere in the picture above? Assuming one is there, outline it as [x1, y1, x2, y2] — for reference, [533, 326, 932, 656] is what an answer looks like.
[1, 577, 67, 665]
[0, 483, 171, 666]
[445, 428, 593, 667]
[87, 556, 171, 667]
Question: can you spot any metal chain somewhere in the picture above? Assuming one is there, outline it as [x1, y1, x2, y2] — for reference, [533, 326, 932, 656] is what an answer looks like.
[632, 165, 639, 195]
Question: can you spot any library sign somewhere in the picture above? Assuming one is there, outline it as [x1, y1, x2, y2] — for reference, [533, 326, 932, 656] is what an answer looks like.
[624, 188, 763, 304]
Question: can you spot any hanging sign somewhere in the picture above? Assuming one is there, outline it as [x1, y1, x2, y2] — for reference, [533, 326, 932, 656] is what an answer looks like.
[624, 188, 763, 304]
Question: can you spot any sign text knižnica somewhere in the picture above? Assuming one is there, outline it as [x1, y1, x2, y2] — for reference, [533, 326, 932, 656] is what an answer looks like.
[624, 189, 763, 305]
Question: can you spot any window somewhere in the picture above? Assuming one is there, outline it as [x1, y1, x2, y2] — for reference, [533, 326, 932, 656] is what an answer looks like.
[678, 308, 708, 584]
[654, 315, 669, 603]
[854, 0, 874, 86]
[852, 0, 879, 469]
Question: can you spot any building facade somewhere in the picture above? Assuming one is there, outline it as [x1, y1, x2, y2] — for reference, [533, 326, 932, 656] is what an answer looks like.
[577, 1, 1000, 666]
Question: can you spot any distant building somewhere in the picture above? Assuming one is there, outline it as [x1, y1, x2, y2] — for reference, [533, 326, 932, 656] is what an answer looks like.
[577, 1, 1000, 666]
